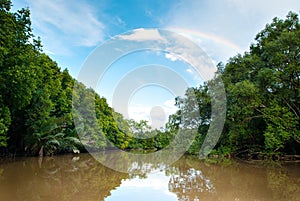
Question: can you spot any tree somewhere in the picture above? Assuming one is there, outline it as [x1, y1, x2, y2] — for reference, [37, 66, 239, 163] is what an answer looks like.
[0, 1, 41, 150]
[221, 11, 300, 156]
[166, 11, 300, 158]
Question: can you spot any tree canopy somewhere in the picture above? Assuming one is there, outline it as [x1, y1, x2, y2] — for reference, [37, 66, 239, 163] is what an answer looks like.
[169, 11, 300, 158]
[0, 0, 299, 159]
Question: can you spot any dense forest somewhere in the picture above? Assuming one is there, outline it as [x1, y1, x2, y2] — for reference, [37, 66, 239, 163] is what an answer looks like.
[0, 1, 299, 159]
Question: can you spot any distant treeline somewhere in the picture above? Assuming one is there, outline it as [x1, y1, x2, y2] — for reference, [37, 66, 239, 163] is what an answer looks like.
[0, 0, 299, 158]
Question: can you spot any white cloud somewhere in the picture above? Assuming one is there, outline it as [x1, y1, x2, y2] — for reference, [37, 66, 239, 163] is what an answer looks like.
[165, 53, 180, 62]
[170, 30, 242, 63]
[164, 99, 176, 109]
[107, 172, 178, 200]
[163, 33, 217, 81]
[110, 28, 217, 82]
[128, 100, 178, 129]
[118, 28, 165, 41]
[185, 67, 203, 83]
[186, 68, 193, 74]
[128, 105, 151, 122]
[163, 0, 300, 63]
[227, 0, 300, 17]
[26, 0, 105, 55]
[122, 174, 165, 189]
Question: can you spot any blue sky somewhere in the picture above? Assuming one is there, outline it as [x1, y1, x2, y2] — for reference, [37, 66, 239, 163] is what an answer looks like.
[12, 0, 300, 127]
[106, 172, 178, 201]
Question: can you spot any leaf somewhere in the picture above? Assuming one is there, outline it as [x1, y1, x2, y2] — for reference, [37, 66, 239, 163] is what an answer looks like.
[46, 139, 60, 146]
[65, 137, 81, 145]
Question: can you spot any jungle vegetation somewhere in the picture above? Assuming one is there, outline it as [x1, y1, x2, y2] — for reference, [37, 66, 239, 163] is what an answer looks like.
[0, 0, 299, 159]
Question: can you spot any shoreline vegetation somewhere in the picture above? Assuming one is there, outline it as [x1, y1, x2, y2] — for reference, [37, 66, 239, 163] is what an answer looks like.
[0, 1, 299, 161]
[0, 150, 299, 166]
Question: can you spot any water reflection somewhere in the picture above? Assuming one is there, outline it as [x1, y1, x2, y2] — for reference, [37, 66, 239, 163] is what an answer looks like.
[0, 154, 128, 201]
[0, 153, 299, 201]
[169, 168, 215, 201]
[168, 156, 300, 201]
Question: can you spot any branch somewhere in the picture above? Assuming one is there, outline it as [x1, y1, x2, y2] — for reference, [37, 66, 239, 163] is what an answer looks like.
[282, 98, 299, 119]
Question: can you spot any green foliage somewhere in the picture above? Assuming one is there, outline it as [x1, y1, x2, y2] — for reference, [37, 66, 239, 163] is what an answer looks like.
[263, 101, 299, 152]
[25, 117, 81, 156]
[0, 1, 299, 159]
[0, 2, 133, 155]
[166, 11, 300, 158]
[0, 95, 11, 147]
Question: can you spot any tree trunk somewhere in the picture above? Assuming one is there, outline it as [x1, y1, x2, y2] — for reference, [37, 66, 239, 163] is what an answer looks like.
[39, 145, 44, 158]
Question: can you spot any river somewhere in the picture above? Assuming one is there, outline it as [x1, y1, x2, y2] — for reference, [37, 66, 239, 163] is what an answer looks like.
[0, 153, 299, 201]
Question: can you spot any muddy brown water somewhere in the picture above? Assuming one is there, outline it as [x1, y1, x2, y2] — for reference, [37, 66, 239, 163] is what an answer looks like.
[0, 153, 299, 201]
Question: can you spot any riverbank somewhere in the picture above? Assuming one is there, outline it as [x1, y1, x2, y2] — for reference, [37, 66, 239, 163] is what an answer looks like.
[1, 148, 300, 164]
